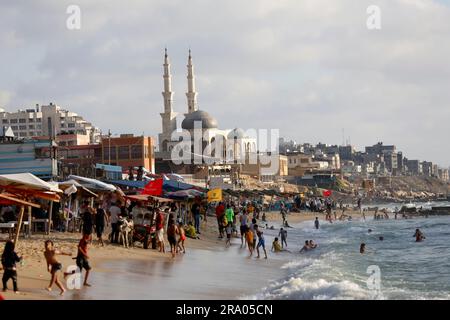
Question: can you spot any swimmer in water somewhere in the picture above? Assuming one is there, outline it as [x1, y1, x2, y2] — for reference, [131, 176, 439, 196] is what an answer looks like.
[300, 240, 310, 253]
[360, 243, 366, 254]
[379, 236, 384, 241]
[368, 229, 372, 233]
[414, 229, 425, 242]
[308, 240, 317, 249]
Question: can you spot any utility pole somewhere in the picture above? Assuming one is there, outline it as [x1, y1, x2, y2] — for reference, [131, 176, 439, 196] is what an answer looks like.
[108, 129, 111, 165]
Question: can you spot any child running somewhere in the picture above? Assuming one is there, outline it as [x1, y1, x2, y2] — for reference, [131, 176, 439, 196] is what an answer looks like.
[225, 222, 232, 247]
[177, 221, 186, 254]
[1, 240, 22, 293]
[167, 219, 178, 258]
[43, 240, 72, 295]
[245, 226, 254, 257]
[255, 227, 267, 259]
[76, 234, 92, 287]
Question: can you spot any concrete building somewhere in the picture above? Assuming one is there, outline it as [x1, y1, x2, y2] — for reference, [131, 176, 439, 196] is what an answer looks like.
[365, 142, 396, 155]
[58, 144, 102, 178]
[0, 104, 101, 143]
[339, 145, 354, 161]
[101, 134, 155, 174]
[406, 160, 422, 175]
[422, 161, 433, 177]
[438, 168, 449, 182]
[0, 138, 57, 178]
[383, 151, 398, 174]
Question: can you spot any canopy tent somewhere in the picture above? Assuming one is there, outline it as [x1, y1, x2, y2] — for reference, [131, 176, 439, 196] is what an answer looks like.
[55, 180, 98, 198]
[108, 178, 207, 193]
[0, 173, 62, 193]
[0, 173, 63, 244]
[68, 175, 117, 192]
[0, 193, 41, 208]
[165, 189, 205, 200]
[125, 194, 175, 203]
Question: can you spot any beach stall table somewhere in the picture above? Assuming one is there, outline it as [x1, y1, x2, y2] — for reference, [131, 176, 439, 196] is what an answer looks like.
[54, 179, 99, 232]
[0, 173, 62, 243]
[125, 194, 176, 249]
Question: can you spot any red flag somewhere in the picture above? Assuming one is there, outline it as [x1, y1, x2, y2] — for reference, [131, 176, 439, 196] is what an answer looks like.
[323, 189, 332, 197]
[141, 178, 163, 196]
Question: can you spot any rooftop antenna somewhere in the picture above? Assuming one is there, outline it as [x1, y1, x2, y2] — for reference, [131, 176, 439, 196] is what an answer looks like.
[342, 128, 345, 146]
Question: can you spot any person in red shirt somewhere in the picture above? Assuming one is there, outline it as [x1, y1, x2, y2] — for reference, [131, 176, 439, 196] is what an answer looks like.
[76, 234, 92, 287]
[215, 202, 225, 238]
[155, 210, 165, 253]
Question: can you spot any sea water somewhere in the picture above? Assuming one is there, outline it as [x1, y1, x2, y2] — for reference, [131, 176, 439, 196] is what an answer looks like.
[246, 211, 450, 300]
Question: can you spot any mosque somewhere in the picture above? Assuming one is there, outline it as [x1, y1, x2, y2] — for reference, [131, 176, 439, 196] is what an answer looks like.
[157, 49, 257, 164]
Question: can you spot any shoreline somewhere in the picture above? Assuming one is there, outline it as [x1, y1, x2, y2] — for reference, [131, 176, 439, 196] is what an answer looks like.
[1, 209, 367, 300]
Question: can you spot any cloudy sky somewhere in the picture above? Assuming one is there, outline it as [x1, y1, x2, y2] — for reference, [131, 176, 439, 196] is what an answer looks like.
[1, 0, 449, 167]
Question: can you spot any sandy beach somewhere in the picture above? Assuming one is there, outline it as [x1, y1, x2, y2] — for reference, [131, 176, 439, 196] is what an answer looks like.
[1, 209, 367, 300]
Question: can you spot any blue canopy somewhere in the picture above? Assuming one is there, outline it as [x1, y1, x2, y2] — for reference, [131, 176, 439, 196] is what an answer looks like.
[108, 179, 206, 193]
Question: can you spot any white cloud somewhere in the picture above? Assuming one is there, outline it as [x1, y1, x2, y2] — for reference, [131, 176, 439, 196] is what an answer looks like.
[0, 0, 449, 166]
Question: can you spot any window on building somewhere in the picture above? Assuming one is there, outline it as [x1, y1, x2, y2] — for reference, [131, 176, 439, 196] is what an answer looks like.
[61, 123, 66, 127]
[131, 145, 143, 159]
[29, 125, 35, 129]
[19, 132, 27, 137]
[11, 126, 18, 130]
[2, 119, 8, 124]
[19, 118, 26, 123]
[36, 124, 42, 129]
[19, 125, 27, 130]
[36, 118, 42, 122]
[118, 146, 130, 159]
[59, 141, 66, 146]
[68, 123, 75, 128]
[29, 132, 35, 136]
[103, 146, 117, 161]
[28, 119, 34, 123]
[10, 119, 18, 124]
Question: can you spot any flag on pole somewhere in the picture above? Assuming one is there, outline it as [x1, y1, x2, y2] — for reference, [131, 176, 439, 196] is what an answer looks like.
[141, 178, 163, 196]
[207, 188, 222, 202]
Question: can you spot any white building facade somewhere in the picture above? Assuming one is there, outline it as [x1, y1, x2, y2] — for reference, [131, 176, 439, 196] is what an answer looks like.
[0, 103, 101, 144]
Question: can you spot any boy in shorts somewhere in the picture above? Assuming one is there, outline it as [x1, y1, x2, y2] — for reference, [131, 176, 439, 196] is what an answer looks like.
[44, 240, 72, 295]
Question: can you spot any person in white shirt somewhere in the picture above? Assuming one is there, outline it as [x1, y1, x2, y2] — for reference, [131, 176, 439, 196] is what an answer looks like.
[108, 203, 121, 244]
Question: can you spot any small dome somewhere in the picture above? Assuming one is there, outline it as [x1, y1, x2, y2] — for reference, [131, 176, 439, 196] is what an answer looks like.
[181, 110, 218, 130]
[227, 128, 246, 139]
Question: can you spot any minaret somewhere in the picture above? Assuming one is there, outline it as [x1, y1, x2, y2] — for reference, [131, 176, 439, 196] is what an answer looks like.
[162, 48, 174, 113]
[186, 49, 198, 114]
[159, 48, 178, 153]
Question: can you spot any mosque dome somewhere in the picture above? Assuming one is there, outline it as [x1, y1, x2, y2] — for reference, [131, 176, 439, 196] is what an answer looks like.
[227, 128, 246, 139]
[181, 110, 218, 130]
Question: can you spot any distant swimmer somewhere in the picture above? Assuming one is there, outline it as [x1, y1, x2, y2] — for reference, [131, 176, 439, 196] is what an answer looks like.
[308, 240, 317, 249]
[360, 243, 366, 254]
[368, 229, 372, 233]
[314, 217, 320, 230]
[300, 240, 310, 253]
[414, 229, 426, 242]
[379, 236, 384, 241]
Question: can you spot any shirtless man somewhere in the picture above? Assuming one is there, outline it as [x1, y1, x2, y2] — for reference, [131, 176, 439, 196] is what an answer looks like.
[44, 240, 72, 295]
[300, 240, 310, 253]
